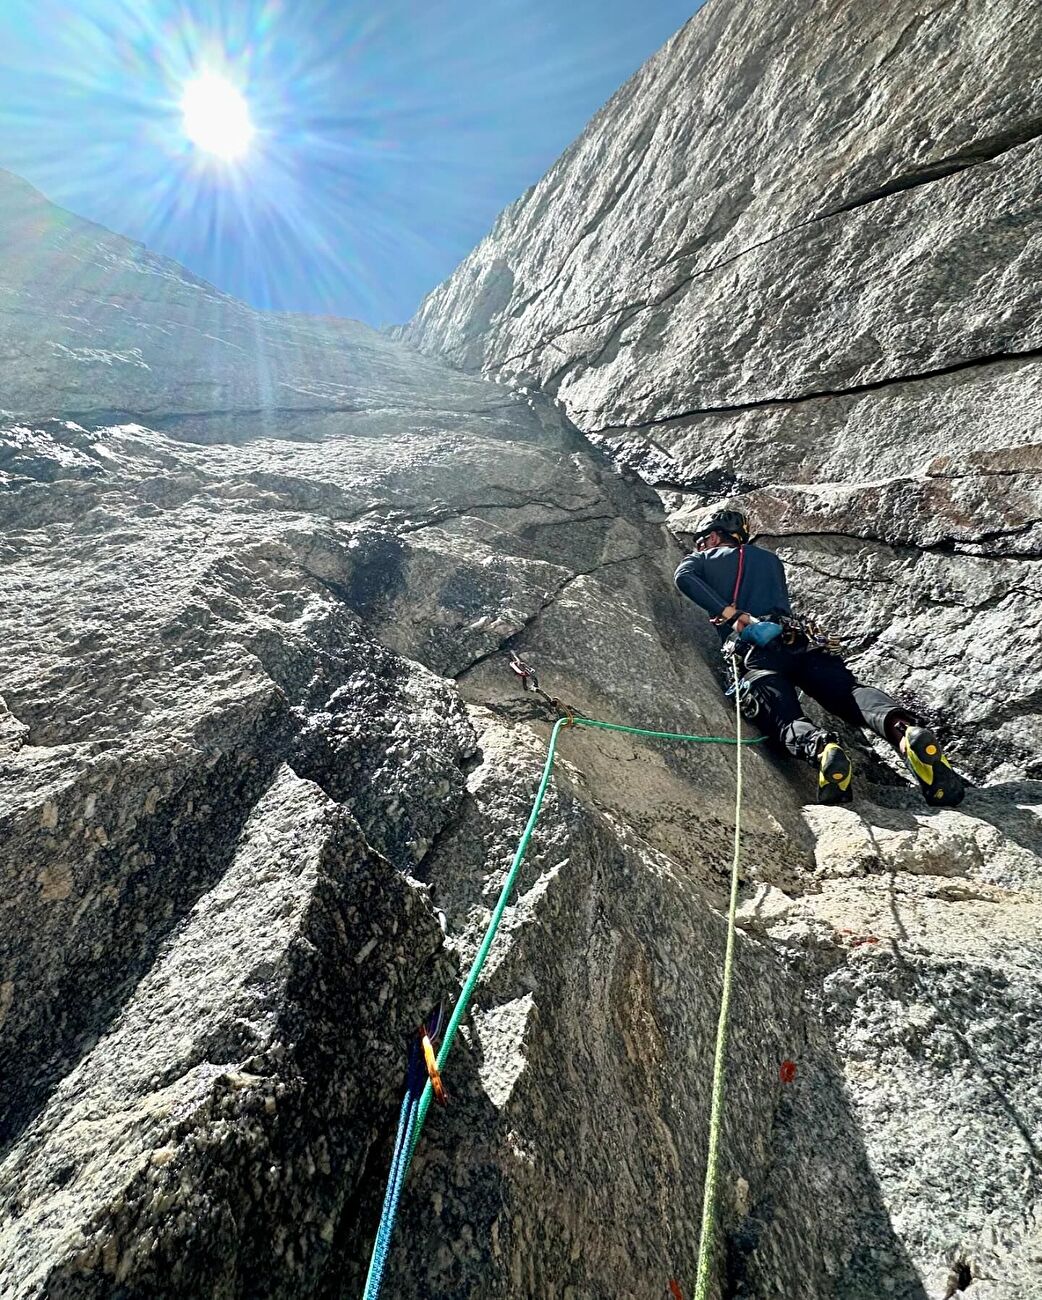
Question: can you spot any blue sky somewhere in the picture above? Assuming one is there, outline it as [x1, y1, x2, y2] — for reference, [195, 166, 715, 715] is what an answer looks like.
[0, 0, 700, 326]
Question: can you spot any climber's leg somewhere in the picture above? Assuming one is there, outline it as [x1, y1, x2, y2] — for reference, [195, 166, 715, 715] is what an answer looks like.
[792, 648, 913, 740]
[742, 669, 820, 759]
[791, 648, 888, 730]
[793, 648, 965, 807]
[740, 650, 853, 803]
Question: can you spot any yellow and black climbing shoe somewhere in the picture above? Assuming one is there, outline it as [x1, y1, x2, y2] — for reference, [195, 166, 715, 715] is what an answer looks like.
[900, 726, 965, 807]
[818, 742, 853, 805]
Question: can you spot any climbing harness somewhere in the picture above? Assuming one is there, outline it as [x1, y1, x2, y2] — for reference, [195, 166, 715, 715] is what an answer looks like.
[723, 612, 838, 661]
[719, 604, 841, 726]
[360, 655, 763, 1300]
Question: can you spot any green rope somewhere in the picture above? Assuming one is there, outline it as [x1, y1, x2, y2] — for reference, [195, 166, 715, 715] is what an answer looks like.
[576, 716, 756, 746]
[692, 659, 746, 1300]
[369, 712, 574, 1268]
[361, 701, 764, 1298]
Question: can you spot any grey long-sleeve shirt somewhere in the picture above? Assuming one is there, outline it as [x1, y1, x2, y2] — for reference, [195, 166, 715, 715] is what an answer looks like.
[674, 543, 791, 621]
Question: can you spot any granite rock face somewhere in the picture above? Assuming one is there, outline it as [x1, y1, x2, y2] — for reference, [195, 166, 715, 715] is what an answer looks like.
[400, 0, 1042, 1294]
[3, 2, 1042, 1291]
[0, 170, 882, 1299]
[402, 0, 1042, 787]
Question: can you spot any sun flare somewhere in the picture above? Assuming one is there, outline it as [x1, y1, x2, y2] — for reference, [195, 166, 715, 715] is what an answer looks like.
[181, 72, 255, 161]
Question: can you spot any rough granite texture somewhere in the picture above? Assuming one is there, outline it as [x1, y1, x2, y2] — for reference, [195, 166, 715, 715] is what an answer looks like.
[402, 0, 1042, 788]
[2, 4, 1042, 1298]
[399, 0, 1042, 1295]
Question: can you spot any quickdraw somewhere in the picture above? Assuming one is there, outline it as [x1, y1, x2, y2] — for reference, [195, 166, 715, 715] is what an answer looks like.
[407, 1004, 446, 1104]
[509, 651, 578, 725]
[362, 1003, 448, 1300]
[419, 1022, 448, 1107]
[509, 650, 540, 692]
[361, 655, 766, 1300]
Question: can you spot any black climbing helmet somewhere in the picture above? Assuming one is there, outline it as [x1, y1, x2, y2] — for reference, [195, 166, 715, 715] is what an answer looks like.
[695, 508, 751, 545]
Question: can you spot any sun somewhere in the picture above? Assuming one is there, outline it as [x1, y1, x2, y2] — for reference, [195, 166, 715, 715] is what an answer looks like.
[181, 72, 255, 161]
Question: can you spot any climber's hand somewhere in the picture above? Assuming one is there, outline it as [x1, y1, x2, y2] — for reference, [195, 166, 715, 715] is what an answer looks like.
[734, 611, 754, 632]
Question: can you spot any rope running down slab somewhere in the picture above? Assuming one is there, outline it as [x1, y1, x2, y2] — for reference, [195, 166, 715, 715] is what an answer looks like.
[362, 684, 760, 1300]
[692, 656, 745, 1299]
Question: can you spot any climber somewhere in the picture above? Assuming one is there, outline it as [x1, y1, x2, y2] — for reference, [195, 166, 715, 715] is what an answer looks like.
[674, 507, 965, 807]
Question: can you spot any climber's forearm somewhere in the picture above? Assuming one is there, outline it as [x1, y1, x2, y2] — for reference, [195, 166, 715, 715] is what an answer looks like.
[674, 555, 728, 617]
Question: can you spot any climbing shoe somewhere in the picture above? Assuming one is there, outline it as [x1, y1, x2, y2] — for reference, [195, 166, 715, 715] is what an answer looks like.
[817, 742, 853, 805]
[900, 726, 965, 807]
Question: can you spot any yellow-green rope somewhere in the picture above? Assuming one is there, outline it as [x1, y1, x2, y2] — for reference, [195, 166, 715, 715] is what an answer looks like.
[361, 696, 763, 1300]
[692, 658, 745, 1299]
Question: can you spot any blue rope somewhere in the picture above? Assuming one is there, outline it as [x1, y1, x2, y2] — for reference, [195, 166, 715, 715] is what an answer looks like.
[362, 1093, 416, 1300]
[359, 711, 766, 1298]
[382, 1103, 419, 1264]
